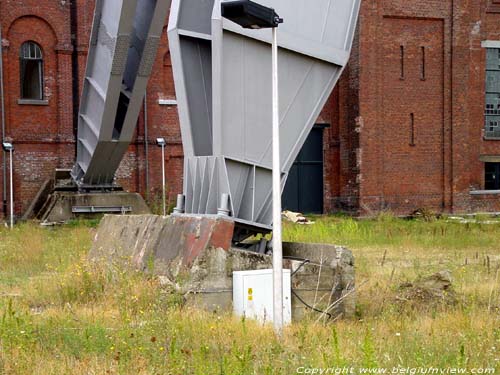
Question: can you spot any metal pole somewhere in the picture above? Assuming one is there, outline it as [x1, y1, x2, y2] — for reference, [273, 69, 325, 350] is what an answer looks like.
[0, 26, 7, 217]
[161, 144, 166, 217]
[9, 148, 13, 229]
[271, 27, 283, 335]
[144, 91, 150, 198]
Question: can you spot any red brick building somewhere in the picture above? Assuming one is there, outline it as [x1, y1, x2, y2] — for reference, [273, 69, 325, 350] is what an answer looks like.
[0, 0, 499, 219]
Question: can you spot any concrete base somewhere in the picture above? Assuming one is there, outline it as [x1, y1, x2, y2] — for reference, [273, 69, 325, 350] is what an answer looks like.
[38, 192, 151, 223]
[90, 214, 235, 270]
[22, 168, 151, 223]
[91, 214, 356, 320]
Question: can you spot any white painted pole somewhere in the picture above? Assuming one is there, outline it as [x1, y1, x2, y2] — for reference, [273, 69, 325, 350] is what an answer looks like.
[1, 26, 8, 220]
[9, 148, 13, 229]
[161, 144, 166, 217]
[271, 27, 283, 335]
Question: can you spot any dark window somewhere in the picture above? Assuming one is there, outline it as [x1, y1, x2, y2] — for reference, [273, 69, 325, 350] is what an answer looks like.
[400, 45, 405, 79]
[420, 46, 426, 80]
[485, 162, 500, 190]
[409, 113, 416, 146]
[163, 51, 172, 67]
[20, 42, 43, 100]
[485, 47, 500, 137]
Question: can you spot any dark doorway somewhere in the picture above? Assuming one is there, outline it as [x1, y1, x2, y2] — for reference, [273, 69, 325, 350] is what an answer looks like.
[283, 126, 325, 214]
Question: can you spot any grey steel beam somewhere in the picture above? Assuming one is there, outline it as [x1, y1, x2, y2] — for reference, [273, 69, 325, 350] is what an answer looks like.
[72, 206, 132, 213]
[72, 0, 171, 188]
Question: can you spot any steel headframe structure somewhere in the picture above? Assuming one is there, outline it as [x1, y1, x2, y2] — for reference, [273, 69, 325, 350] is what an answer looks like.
[168, 0, 360, 240]
[71, 0, 171, 189]
[70, 0, 360, 241]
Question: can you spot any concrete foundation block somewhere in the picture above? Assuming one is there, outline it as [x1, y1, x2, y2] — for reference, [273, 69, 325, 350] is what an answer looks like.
[90, 214, 235, 271]
[42, 192, 151, 223]
[91, 214, 356, 320]
[154, 214, 235, 268]
[283, 242, 356, 319]
[90, 214, 166, 269]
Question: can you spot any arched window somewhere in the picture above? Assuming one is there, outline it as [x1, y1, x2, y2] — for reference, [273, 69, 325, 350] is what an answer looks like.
[19, 42, 43, 100]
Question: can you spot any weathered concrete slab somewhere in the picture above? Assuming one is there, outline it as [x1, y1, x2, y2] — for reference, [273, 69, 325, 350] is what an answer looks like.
[90, 214, 235, 271]
[91, 214, 355, 320]
[154, 214, 235, 267]
[90, 214, 166, 269]
[283, 242, 356, 319]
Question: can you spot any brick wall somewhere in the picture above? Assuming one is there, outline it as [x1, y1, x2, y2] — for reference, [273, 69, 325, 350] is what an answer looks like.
[355, 0, 500, 215]
[1, 0, 500, 219]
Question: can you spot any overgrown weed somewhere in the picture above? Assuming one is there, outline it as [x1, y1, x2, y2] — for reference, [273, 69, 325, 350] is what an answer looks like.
[0, 219, 499, 373]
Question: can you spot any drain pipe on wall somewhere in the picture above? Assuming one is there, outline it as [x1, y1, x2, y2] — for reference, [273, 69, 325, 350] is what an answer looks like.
[0, 25, 7, 217]
[144, 90, 150, 198]
[70, 0, 80, 157]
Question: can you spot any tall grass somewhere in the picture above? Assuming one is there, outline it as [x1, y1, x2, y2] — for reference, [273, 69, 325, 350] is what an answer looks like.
[283, 214, 500, 250]
[0, 218, 499, 374]
[0, 223, 91, 286]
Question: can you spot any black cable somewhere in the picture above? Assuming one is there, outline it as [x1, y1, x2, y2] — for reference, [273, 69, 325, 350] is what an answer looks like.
[291, 258, 310, 276]
[291, 289, 332, 320]
[288, 258, 333, 320]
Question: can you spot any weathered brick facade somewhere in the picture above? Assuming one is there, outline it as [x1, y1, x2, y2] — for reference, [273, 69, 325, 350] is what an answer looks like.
[0, 0, 499, 218]
[352, 0, 500, 214]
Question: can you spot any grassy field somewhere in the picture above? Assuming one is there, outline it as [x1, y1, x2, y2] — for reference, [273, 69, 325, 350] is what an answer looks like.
[0, 215, 500, 374]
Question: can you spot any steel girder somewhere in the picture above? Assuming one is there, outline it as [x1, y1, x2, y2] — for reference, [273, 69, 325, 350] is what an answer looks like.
[72, 0, 171, 188]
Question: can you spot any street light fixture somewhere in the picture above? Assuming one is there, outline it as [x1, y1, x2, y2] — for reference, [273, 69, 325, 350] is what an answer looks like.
[2, 142, 13, 152]
[221, 0, 283, 29]
[2, 141, 14, 229]
[221, 0, 284, 335]
[156, 138, 167, 217]
[156, 138, 166, 147]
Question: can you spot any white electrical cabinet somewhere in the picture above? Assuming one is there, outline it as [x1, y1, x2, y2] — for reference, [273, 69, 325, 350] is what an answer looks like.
[233, 269, 292, 325]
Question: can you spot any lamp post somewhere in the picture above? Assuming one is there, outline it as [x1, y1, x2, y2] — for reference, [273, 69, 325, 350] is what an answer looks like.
[2, 141, 13, 229]
[156, 137, 167, 217]
[221, 0, 284, 335]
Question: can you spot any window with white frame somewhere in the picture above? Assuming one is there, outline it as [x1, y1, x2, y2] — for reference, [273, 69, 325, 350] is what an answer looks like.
[19, 41, 44, 100]
[485, 46, 500, 137]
